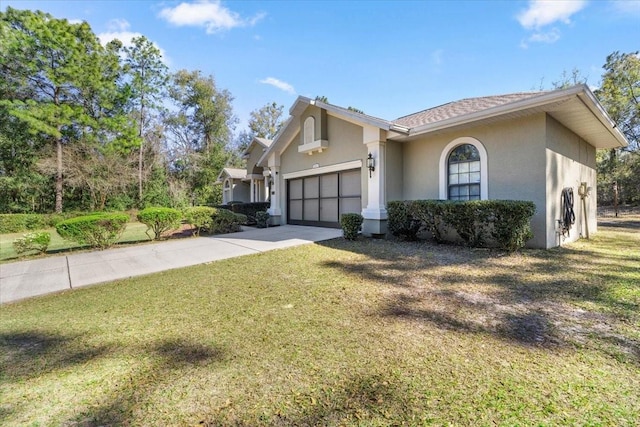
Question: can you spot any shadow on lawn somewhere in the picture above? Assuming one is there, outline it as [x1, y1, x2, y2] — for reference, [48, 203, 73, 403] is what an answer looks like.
[0, 331, 227, 426]
[202, 371, 416, 427]
[0, 331, 114, 383]
[63, 337, 228, 426]
[318, 221, 639, 364]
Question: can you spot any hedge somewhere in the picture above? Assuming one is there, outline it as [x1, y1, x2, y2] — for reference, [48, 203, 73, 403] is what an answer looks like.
[56, 212, 129, 249]
[229, 202, 270, 225]
[340, 213, 364, 240]
[388, 200, 536, 250]
[137, 207, 182, 240]
[0, 213, 64, 233]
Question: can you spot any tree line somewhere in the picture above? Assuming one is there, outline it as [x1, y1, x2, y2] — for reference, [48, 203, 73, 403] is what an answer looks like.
[0, 7, 284, 214]
[1, 7, 638, 215]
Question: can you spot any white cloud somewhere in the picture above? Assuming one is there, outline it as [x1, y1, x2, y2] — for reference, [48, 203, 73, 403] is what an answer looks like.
[159, 0, 265, 34]
[97, 19, 169, 65]
[517, 0, 587, 29]
[260, 77, 295, 94]
[528, 28, 561, 43]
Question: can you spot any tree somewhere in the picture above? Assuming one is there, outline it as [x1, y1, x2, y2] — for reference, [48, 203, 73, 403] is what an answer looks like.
[0, 8, 129, 212]
[122, 36, 169, 204]
[595, 52, 639, 152]
[595, 51, 640, 205]
[248, 102, 284, 139]
[164, 70, 237, 205]
[551, 67, 589, 90]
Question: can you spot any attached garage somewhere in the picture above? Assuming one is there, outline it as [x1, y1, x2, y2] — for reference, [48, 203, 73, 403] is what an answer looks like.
[287, 169, 361, 227]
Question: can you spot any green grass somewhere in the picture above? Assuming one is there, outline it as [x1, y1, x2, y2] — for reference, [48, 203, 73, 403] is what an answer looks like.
[0, 222, 152, 262]
[1, 218, 639, 426]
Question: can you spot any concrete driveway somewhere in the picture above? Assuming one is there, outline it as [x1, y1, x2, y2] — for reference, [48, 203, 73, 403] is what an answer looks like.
[0, 225, 342, 304]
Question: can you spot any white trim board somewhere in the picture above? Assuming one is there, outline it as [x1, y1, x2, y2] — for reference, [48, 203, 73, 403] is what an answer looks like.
[282, 160, 363, 180]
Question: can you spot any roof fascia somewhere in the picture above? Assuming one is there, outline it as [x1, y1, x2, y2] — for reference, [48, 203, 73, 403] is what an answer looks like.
[576, 87, 629, 148]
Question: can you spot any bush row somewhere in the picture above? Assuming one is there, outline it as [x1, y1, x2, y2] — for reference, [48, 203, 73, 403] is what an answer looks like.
[388, 200, 536, 251]
[216, 202, 270, 225]
[0, 213, 65, 233]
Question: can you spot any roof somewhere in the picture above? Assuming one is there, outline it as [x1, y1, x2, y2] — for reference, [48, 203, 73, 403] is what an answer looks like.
[216, 167, 246, 183]
[257, 85, 628, 165]
[394, 92, 545, 128]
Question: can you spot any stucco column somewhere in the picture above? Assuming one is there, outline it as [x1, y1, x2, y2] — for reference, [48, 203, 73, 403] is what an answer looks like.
[267, 166, 282, 220]
[361, 126, 387, 236]
[263, 170, 271, 202]
[250, 179, 255, 203]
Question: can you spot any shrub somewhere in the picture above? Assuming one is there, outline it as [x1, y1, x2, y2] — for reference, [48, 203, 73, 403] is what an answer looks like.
[230, 202, 270, 225]
[443, 201, 491, 247]
[408, 200, 448, 243]
[387, 201, 420, 240]
[255, 211, 270, 228]
[489, 200, 536, 251]
[137, 207, 182, 240]
[12, 231, 51, 255]
[56, 212, 129, 249]
[211, 208, 243, 234]
[184, 206, 216, 236]
[340, 213, 363, 240]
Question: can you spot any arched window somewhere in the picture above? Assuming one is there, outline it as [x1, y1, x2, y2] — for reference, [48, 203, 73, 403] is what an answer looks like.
[448, 144, 480, 200]
[439, 137, 488, 200]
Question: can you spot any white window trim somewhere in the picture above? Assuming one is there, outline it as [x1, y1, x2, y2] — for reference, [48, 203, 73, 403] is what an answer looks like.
[439, 137, 488, 200]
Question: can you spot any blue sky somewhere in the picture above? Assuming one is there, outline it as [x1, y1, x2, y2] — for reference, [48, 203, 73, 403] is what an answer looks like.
[3, 0, 639, 133]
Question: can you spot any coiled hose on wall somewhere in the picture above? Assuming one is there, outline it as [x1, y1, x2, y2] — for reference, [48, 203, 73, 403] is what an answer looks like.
[560, 187, 575, 237]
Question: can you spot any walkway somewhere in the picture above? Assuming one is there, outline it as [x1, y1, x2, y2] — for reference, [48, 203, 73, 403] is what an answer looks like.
[0, 225, 342, 304]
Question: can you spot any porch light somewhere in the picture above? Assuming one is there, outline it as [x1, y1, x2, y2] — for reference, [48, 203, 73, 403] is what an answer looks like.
[367, 153, 375, 178]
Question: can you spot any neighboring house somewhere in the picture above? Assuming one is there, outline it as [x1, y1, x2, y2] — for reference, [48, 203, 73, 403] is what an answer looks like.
[217, 137, 272, 205]
[246, 84, 627, 248]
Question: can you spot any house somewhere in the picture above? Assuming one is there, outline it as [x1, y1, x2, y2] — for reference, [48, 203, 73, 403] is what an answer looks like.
[218, 137, 272, 205]
[242, 84, 628, 248]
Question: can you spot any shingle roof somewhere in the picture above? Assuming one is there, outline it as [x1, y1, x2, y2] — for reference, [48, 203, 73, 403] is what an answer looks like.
[394, 92, 546, 128]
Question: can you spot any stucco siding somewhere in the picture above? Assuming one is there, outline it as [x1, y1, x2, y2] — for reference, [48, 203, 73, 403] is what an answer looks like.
[545, 115, 597, 248]
[386, 140, 403, 201]
[401, 114, 549, 248]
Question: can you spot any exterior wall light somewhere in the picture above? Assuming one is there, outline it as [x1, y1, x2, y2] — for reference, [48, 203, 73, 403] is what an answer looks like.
[367, 153, 375, 178]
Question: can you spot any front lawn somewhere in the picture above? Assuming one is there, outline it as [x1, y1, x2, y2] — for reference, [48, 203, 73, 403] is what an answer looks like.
[1, 217, 638, 426]
[0, 222, 156, 262]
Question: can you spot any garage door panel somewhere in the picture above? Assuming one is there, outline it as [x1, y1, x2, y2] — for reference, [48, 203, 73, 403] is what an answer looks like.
[304, 176, 319, 198]
[290, 179, 303, 199]
[289, 200, 303, 221]
[341, 170, 360, 196]
[340, 198, 361, 215]
[320, 198, 338, 222]
[304, 199, 319, 221]
[321, 174, 338, 198]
